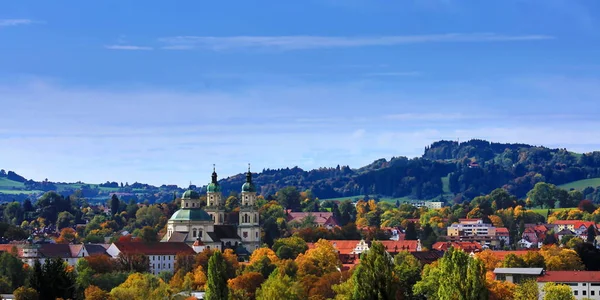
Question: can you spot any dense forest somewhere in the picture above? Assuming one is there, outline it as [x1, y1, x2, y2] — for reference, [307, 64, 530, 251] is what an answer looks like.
[3, 139, 600, 203]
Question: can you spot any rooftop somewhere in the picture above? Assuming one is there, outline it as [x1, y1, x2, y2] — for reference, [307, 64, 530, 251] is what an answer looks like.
[493, 268, 544, 275]
[113, 242, 195, 255]
[537, 271, 600, 283]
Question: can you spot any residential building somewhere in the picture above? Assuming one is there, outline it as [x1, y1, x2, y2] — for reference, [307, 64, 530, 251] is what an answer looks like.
[538, 271, 600, 299]
[106, 242, 195, 275]
[520, 224, 550, 248]
[552, 220, 596, 236]
[286, 211, 338, 229]
[0, 242, 109, 266]
[446, 219, 508, 248]
[406, 201, 444, 209]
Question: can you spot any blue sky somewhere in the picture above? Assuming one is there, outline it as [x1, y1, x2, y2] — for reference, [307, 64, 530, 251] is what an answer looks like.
[1, 0, 600, 187]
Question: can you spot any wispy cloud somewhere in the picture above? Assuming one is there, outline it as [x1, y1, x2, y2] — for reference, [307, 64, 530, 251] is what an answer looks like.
[0, 19, 34, 27]
[158, 33, 554, 51]
[105, 45, 154, 51]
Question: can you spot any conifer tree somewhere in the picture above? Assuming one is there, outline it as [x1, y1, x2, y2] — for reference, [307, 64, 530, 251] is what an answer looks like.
[205, 251, 228, 300]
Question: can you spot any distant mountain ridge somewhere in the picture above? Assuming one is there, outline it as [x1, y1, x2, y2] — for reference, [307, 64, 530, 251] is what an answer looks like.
[2, 139, 600, 203]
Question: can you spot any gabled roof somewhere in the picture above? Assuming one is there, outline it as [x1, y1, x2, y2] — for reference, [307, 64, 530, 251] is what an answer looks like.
[39, 244, 73, 258]
[84, 244, 109, 256]
[287, 212, 338, 226]
[113, 242, 195, 255]
[164, 232, 188, 243]
[410, 251, 443, 265]
[552, 220, 596, 229]
[496, 228, 509, 235]
[380, 240, 419, 252]
[537, 271, 600, 283]
[69, 244, 83, 257]
[556, 229, 575, 235]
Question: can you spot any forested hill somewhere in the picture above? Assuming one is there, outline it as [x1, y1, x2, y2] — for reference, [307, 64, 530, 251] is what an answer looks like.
[3, 139, 600, 203]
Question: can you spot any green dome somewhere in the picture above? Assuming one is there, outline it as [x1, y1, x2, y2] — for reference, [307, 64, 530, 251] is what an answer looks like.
[182, 190, 200, 199]
[169, 208, 212, 221]
[207, 182, 221, 193]
[242, 182, 256, 193]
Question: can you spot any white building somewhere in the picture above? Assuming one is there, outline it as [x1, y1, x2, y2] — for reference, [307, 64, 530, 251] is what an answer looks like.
[16, 243, 109, 267]
[106, 242, 195, 275]
[537, 271, 600, 299]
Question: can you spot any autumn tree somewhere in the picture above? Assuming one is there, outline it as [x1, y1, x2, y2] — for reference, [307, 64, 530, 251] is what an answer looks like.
[351, 242, 398, 299]
[56, 227, 78, 244]
[394, 250, 423, 299]
[475, 250, 500, 271]
[116, 253, 150, 273]
[110, 273, 171, 300]
[84, 254, 116, 274]
[501, 254, 527, 268]
[205, 251, 228, 300]
[540, 246, 584, 271]
[522, 251, 546, 268]
[255, 274, 303, 300]
[295, 239, 341, 279]
[542, 282, 575, 300]
[14, 287, 39, 300]
[84, 285, 110, 300]
[227, 272, 264, 300]
[514, 279, 539, 300]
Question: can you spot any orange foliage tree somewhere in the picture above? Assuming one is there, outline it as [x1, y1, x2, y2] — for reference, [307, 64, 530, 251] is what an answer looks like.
[84, 285, 110, 300]
[85, 254, 116, 274]
[475, 250, 500, 271]
[56, 228, 78, 244]
[227, 272, 264, 299]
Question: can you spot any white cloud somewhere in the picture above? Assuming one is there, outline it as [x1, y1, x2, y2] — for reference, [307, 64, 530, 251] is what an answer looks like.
[158, 33, 554, 51]
[0, 19, 34, 27]
[105, 45, 154, 51]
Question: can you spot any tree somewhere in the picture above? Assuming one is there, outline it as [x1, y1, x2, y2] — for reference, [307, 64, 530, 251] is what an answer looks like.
[578, 199, 596, 214]
[351, 242, 398, 299]
[110, 194, 121, 216]
[0, 252, 27, 291]
[255, 274, 303, 300]
[273, 236, 308, 260]
[276, 187, 301, 211]
[56, 227, 78, 244]
[475, 250, 500, 271]
[587, 225, 597, 243]
[522, 251, 546, 268]
[110, 273, 171, 300]
[487, 277, 515, 300]
[3, 202, 23, 225]
[501, 254, 526, 268]
[528, 183, 556, 208]
[513, 279, 539, 300]
[85, 254, 116, 274]
[138, 226, 157, 242]
[227, 272, 264, 300]
[56, 211, 75, 230]
[405, 221, 418, 240]
[416, 248, 488, 300]
[540, 246, 584, 271]
[394, 250, 423, 299]
[13, 287, 39, 300]
[84, 285, 109, 300]
[295, 239, 341, 279]
[542, 282, 575, 300]
[33, 257, 76, 300]
[205, 251, 228, 300]
[116, 253, 150, 273]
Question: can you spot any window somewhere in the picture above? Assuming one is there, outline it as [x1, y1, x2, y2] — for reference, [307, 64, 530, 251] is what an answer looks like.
[193, 229, 197, 238]
[592, 291, 595, 296]
[583, 290, 586, 296]
[158, 256, 161, 260]
[243, 232, 248, 238]
[254, 214, 257, 223]
[574, 291, 578, 296]
[185, 202, 188, 207]
[199, 231, 203, 238]
[256, 232, 259, 238]
[193, 203, 196, 207]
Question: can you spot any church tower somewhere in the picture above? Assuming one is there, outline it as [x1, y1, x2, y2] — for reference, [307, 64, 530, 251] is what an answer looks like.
[238, 164, 261, 251]
[205, 165, 225, 225]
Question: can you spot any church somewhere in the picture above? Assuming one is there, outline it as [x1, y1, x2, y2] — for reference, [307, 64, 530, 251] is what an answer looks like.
[162, 166, 261, 253]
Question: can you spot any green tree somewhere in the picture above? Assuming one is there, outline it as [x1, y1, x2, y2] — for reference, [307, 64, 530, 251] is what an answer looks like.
[75, 259, 94, 298]
[138, 226, 157, 242]
[413, 262, 442, 299]
[502, 254, 527, 268]
[394, 250, 422, 299]
[542, 282, 575, 300]
[587, 225, 597, 243]
[528, 182, 557, 208]
[56, 211, 75, 230]
[514, 279, 539, 300]
[352, 242, 398, 299]
[3, 202, 23, 225]
[255, 274, 303, 300]
[111, 194, 121, 216]
[0, 252, 26, 291]
[405, 221, 418, 240]
[205, 251, 228, 300]
[272, 236, 308, 260]
[276, 187, 301, 211]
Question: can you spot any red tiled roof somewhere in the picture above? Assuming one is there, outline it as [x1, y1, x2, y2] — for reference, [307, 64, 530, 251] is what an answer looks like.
[496, 228, 509, 234]
[538, 271, 600, 283]
[552, 220, 596, 229]
[287, 212, 338, 226]
[0, 245, 22, 256]
[327, 240, 362, 255]
[379, 240, 419, 252]
[114, 242, 195, 255]
[432, 242, 482, 252]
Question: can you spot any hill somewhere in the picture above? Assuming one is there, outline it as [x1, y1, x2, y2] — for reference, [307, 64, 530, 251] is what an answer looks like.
[559, 178, 600, 191]
[3, 139, 600, 203]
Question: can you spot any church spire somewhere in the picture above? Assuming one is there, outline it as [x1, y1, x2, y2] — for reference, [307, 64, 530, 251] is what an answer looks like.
[246, 163, 252, 183]
[211, 164, 218, 184]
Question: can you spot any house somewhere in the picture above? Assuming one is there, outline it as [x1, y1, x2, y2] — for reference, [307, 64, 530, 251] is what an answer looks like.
[1, 243, 110, 266]
[537, 271, 600, 299]
[496, 227, 510, 245]
[309, 239, 423, 265]
[431, 241, 482, 253]
[493, 268, 544, 284]
[286, 211, 339, 229]
[379, 240, 422, 253]
[106, 242, 195, 275]
[487, 250, 535, 261]
[446, 219, 508, 248]
[556, 229, 576, 242]
[521, 224, 549, 248]
[552, 221, 596, 236]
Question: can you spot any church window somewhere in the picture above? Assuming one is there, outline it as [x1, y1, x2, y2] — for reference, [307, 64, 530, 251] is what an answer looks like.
[243, 232, 248, 238]
[193, 229, 197, 238]
[185, 202, 188, 207]
[254, 214, 257, 223]
[256, 232, 259, 238]
[199, 231, 203, 238]
[193, 203, 196, 207]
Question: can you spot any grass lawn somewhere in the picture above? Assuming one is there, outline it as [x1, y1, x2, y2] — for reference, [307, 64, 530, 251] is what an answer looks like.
[559, 178, 600, 191]
[531, 207, 575, 219]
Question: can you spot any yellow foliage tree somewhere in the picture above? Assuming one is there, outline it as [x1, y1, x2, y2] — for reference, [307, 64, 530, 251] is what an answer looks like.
[475, 250, 500, 271]
[295, 239, 341, 279]
[249, 247, 279, 265]
[540, 246, 584, 271]
[85, 285, 110, 300]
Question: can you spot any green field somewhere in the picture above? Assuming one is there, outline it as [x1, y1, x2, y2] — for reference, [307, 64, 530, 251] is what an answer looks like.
[0, 177, 25, 189]
[558, 178, 600, 191]
[531, 207, 575, 219]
